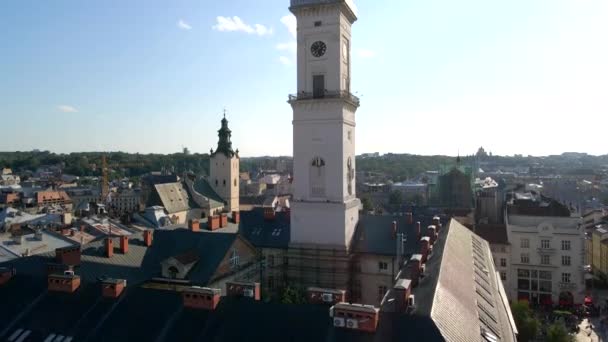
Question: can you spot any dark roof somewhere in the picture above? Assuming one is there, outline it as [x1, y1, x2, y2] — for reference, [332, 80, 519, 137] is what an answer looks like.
[142, 173, 179, 186]
[0, 280, 444, 342]
[474, 223, 509, 245]
[210, 115, 238, 158]
[239, 208, 290, 249]
[353, 214, 431, 256]
[172, 249, 200, 265]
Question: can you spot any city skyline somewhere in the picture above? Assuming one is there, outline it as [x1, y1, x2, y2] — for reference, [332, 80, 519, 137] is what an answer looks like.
[2, 0, 607, 156]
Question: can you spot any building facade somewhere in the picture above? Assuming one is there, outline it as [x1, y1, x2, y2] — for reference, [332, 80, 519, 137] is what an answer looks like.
[506, 196, 584, 305]
[209, 115, 240, 213]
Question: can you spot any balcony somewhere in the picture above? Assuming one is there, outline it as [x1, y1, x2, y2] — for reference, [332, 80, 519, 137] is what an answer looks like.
[288, 90, 360, 107]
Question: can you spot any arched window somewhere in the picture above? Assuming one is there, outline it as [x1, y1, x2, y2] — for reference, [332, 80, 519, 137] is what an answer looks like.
[223, 179, 226, 187]
[234, 178, 237, 187]
[310, 156, 326, 197]
[215, 179, 218, 186]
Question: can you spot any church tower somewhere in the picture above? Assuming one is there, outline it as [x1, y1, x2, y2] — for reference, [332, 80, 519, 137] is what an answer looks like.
[209, 113, 239, 212]
[289, 0, 360, 250]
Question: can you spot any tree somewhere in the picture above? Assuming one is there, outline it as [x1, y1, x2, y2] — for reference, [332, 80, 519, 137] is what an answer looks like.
[546, 322, 574, 342]
[388, 190, 403, 207]
[510, 301, 540, 342]
[280, 286, 306, 304]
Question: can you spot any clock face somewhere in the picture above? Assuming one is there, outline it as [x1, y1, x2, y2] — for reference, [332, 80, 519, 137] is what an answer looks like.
[310, 41, 327, 58]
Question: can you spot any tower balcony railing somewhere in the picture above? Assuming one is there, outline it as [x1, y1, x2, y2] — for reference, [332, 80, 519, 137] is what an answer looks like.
[288, 90, 360, 107]
[290, 0, 343, 8]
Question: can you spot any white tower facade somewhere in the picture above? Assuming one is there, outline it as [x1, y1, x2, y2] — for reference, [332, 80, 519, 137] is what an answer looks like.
[209, 115, 240, 212]
[289, 0, 360, 250]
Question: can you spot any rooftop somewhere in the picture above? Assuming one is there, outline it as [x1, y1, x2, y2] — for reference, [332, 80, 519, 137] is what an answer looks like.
[0, 230, 75, 263]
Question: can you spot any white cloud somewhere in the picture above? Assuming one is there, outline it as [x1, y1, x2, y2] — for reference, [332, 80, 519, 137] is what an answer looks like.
[279, 56, 292, 66]
[357, 49, 376, 58]
[177, 19, 192, 30]
[276, 42, 297, 54]
[280, 14, 297, 39]
[57, 105, 78, 113]
[212, 16, 273, 36]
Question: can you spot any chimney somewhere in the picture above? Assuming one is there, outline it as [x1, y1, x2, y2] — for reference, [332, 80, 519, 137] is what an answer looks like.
[415, 221, 421, 239]
[0, 267, 16, 285]
[220, 213, 228, 228]
[232, 211, 240, 224]
[208, 216, 220, 231]
[80, 224, 85, 232]
[120, 236, 129, 254]
[143, 230, 153, 247]
[394, 279, 412, 312]
[189, 219, 200, 232]
[330, 303, 379, 333]
[432, 216, 441, 230]
[391, 221, 397, 239]
[408, 254, 423, 287]
[55, 246, 81, 266]
[427, 225, 437, 245]
[420, 237, 430, 263]
[105, 238, 114, 258]
[405, 212, 413, 224]
[226, 281, 260, 301]
[182, 286, 221, 310]
[101, 278, 127, 299]
[307, 287, 346, 305]
[48, 272, 81, 293]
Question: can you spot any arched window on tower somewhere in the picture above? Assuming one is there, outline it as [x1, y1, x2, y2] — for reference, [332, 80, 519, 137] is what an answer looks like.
[310, 156, 326, 198]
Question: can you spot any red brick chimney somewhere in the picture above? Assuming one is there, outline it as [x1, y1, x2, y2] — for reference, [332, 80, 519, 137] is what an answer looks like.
[182, 287, 221, 310]
[394, 279, 412, 312]
[408, 254, 423, 287]
[405, 212, 413, 224]
[105, 238, 114, 258]
[0, 267, 16, 285]
[48, 272, 81, 293]
[143, 230, 153, 247]
[226, 281, 260, 301]
[415, 221, 421, 239]
[220, 213, 228, 228]
[432, 216, 440, 228]
[330, 303, 379, 333]
[55, 246, 81, 266]
[101, 278, 127, 299]
[208, 216, 220, 231]
[232, 211, 240, 224]
[189, 219, 200, 232]
[119, 236, 129, 254]
[427, 225, 437, 244]
[307, 287, 346, 305]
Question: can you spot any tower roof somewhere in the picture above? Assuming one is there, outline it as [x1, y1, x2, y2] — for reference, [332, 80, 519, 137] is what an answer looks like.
[211, 112, 238, 158]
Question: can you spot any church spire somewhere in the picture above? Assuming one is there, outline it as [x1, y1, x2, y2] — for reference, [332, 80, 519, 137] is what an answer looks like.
[211, 111, 237, 158]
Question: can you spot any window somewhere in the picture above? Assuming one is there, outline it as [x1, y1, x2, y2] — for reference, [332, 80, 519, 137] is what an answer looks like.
[314, 20, 322, 27]
[541, 239, 550, 249]
[378, 261, 388, 271]
[500, 272, 507, 281]
[283, 256, 289, 265]
[541, 255, 550, 265]
[521, 238, 529, 248]
[234, 178, 237, 187]
[310, 156, 326, 197]
[521, 253, 529, 264]
[561, 240, 571, 251]
[215, 179, 218, 186]
[377, 285, 387, 302]
[539, 271, 552, 280]
[313, 74, 325, 98]
[561, 273, 571, 283]
[268, 276, 275, 290]
[562, 255, 571, 266]
[268, 255, 275, 267]
[223, 179, 226, 187]
[500, 258, 507, 267]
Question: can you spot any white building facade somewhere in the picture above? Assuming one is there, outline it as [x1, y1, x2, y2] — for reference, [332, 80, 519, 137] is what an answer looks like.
[506, 214, 585, 305]
[289, 0, 360, 249]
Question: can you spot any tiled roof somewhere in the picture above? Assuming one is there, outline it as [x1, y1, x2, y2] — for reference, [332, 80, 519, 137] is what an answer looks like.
[239, 208, 290, 249]
[191, 178, 225, 206]
[153, 183, 190, 214]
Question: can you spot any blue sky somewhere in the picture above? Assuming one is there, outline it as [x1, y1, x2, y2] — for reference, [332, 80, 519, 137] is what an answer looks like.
[1, 0, 607, 156]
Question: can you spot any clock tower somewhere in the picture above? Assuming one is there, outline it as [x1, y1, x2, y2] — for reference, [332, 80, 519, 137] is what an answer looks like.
[288, 0, 360, 250]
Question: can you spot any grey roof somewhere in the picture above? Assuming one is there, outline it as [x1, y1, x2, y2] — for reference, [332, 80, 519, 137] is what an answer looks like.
[152, 182, 190, 214]
[353, 215, 424, 256]
[407, 219, 517, 342]
[191, 178, 225, 207]
[1, 229, 246, 286]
